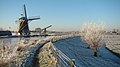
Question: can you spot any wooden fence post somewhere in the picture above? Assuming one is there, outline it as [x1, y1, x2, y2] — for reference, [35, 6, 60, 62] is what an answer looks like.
[70, 59, 75, 67]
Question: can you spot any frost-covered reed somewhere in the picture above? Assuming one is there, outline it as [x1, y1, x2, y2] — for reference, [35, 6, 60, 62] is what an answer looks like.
[0, 37, 40, 67]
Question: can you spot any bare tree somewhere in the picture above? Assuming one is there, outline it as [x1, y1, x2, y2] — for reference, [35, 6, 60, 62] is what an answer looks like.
[81, 23, 105, 56]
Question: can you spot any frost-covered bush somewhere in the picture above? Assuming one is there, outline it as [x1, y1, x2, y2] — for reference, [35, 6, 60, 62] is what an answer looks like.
[81, 23, 105, 56]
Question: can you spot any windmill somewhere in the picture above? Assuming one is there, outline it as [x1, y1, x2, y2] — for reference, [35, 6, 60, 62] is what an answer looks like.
[16, 4, 40, 35]
[41, 25, 52, 34]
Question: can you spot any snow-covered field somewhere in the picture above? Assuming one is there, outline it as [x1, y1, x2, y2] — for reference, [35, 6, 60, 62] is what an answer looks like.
[105, 35, 120, 56]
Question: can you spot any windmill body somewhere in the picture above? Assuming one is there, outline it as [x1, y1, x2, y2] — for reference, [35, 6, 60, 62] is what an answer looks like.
[16, 4, 40, 36]
[18, 17, 29, 35]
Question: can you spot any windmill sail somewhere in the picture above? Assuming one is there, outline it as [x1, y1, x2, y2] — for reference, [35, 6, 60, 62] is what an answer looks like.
[28, 16, 40, 21]
[24, 4, 27, 18]
[42, 25, 52, 33]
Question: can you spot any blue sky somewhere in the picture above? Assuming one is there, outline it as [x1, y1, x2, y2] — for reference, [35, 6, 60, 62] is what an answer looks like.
[0, 0, 120, 31]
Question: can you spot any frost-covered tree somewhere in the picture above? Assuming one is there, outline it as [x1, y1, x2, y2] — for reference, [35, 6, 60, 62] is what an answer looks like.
[81, 23, 105, 56]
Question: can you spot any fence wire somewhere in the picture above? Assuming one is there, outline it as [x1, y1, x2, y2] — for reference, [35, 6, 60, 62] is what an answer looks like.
[50, 42, 76, 67]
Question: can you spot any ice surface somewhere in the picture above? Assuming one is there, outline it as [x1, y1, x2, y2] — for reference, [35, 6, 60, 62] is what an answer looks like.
[54, 37, 120, 67]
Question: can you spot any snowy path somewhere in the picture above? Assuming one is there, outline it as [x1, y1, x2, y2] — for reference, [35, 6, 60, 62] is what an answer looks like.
[54, 37, 120, 67]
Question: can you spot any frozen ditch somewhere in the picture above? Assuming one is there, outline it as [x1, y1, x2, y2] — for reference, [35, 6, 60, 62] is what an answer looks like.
[54, 36, 120, 67]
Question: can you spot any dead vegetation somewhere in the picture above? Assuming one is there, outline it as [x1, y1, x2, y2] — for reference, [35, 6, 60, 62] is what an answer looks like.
[38, 42, 57, 67]
[0, 38, 39, 67]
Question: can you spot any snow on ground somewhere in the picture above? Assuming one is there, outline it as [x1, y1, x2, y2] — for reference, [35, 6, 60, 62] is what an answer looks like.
[105, 35, 120, 56]
[54, 36, 120, 67]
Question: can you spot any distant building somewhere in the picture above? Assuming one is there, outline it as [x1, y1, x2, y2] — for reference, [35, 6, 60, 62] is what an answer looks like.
[0, 31, 12, 36]
[35, 28, 42, 32]
[106, 29, 120, 35]
[112, 29, 119, 35]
